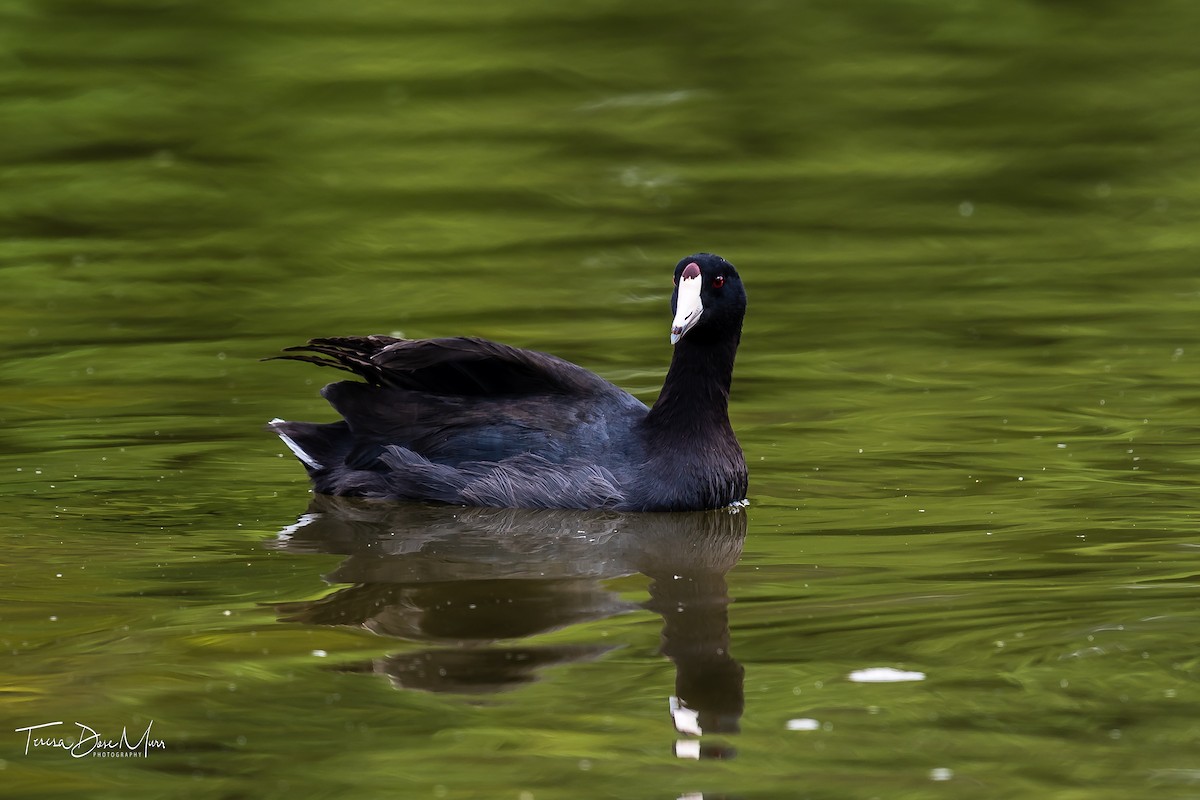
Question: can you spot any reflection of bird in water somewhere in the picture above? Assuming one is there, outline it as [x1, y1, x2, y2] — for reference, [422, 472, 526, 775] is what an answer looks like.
[651, 569, 744, 737]
[270, 495, 746, 738]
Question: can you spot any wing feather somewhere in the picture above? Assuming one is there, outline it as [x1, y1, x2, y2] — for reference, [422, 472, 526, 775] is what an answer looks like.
[271, 336, 612, 397]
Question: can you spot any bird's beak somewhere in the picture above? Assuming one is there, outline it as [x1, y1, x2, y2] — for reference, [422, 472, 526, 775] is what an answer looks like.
[670, 264, 704, 345]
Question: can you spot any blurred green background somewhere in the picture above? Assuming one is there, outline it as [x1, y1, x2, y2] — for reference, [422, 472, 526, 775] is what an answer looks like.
[3, 1, 1200, 798]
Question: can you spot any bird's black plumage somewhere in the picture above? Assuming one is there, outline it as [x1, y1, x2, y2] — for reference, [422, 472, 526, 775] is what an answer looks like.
[269, 253, 748, 511]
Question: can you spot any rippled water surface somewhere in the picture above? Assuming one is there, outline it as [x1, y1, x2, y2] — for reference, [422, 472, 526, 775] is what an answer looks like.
[4, 2, 1200, 798]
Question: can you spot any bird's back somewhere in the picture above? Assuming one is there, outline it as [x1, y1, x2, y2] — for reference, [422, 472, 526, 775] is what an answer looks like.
[269, 336, 650, 508]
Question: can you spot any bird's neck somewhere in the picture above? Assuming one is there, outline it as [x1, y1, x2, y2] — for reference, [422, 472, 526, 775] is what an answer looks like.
[644, 334, 740, 441]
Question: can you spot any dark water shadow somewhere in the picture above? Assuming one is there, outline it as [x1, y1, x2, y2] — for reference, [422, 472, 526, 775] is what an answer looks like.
[269, 495, 747, 746]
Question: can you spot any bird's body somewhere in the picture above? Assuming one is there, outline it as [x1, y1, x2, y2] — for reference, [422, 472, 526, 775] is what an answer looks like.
[269, 254, 748, 511]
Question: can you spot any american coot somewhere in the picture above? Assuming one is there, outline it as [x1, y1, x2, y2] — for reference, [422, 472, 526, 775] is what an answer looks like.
[268, 253, 747, 511]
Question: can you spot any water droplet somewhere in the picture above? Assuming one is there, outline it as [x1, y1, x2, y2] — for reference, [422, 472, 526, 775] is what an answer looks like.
[786, 718, 820, 731]
[848, 667, 925, 683]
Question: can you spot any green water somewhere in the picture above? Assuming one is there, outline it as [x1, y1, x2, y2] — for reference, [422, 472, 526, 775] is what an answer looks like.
[4, 1, 1200, 797]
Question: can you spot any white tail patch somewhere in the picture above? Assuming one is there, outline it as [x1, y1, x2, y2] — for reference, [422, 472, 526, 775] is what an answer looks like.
[269, 418, 323, 470]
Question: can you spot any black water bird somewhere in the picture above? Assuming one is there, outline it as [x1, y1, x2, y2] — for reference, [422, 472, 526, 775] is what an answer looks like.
[268, 253, 747, 511]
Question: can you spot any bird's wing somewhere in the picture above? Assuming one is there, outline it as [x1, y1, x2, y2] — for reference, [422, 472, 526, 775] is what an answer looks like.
[271, 335, 614, 398]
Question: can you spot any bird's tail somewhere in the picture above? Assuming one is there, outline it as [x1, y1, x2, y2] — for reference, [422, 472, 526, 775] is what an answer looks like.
[267, 418, 349, 474]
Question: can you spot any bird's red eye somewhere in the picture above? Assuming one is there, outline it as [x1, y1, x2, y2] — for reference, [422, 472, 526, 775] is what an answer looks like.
[712, 275, 725, 289]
